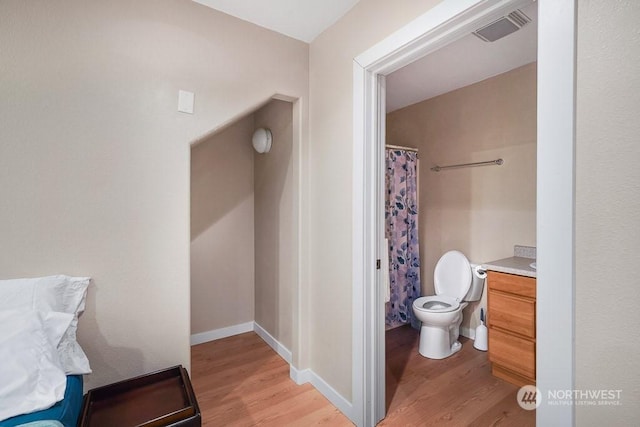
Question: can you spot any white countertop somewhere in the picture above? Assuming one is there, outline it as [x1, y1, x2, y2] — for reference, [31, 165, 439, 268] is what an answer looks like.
[482, 256, 537, 278]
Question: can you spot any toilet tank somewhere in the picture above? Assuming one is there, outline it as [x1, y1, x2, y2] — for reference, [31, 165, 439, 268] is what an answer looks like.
[464, 263, 487, 302]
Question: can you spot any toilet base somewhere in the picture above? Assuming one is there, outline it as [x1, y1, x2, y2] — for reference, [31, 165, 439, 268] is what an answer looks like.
[418, 323, 463, 359]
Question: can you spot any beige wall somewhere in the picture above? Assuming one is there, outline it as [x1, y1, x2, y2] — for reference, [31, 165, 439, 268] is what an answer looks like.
[191, 115, 255, 334]
[309, 0, 445, 400]
[575, 0, 640, 424]
[0, 0, 308, 390]
[254, 100, 295, 350]
[312, 0, 640, 414]
[387, 63, 537, 333]
[191, 98, 294, 348]
[4, 0, 636, 417]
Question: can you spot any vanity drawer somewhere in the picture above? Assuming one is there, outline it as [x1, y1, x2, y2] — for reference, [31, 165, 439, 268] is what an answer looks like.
[488, 292, 535, 339]
[488, 271, 536, 299]
[489, 328, 535, 380]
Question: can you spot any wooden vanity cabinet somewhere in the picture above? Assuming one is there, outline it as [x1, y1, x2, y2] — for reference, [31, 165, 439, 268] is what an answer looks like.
[487, 271, 536, 387]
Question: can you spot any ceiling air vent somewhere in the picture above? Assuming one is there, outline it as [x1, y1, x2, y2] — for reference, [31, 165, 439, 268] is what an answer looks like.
[472, 10, 531, 42]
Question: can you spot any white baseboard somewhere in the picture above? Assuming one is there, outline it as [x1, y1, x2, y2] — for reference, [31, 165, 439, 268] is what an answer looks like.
[253, 322, 292, 364]
[289, 366, 354, 422]
[190, 321, 253, 346]
[290, 365, 312, 385]
[461, 326, 475, 340]
[190, 321, 293, 365]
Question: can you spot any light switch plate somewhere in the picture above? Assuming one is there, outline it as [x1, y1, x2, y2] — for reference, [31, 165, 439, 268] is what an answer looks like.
[178, 90, 194, 114]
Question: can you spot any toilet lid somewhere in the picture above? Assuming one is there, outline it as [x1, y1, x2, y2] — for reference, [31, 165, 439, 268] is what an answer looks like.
[434, 250, 472, 300]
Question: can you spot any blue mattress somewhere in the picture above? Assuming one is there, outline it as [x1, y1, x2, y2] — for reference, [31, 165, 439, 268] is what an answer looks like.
[0, 376, 83, 427]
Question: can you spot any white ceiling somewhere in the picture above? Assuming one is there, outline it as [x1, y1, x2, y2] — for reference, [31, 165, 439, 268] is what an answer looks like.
[193, 1, 536, 113]
[193, 0, 360, 43]
[386, 2, 538, 112]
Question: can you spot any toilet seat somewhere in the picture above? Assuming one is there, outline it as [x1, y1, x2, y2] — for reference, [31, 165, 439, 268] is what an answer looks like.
[413, 296, 460, 313]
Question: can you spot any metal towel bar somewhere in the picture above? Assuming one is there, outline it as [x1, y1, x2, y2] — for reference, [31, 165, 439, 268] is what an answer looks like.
[431, 158, 503, 172]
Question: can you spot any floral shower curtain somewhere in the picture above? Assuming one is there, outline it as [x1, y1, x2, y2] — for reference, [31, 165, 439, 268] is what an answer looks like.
[385, 148, 421, 329]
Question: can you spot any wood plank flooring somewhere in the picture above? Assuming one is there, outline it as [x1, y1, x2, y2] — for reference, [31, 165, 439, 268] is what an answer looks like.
[191, 326, 535, 426]
[382, 325, 535, 426]
[191, 332, 351, 426]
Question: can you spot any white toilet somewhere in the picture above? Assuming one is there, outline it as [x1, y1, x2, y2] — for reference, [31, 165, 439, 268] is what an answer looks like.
[412, 250, 485, 359]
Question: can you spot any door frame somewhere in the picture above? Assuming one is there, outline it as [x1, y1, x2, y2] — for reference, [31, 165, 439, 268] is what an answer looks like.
[352, 0, 576, 425]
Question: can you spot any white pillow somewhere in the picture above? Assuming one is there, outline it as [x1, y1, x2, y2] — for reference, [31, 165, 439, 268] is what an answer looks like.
[0, 310, 73, 421]
[0, 275, 91, 375]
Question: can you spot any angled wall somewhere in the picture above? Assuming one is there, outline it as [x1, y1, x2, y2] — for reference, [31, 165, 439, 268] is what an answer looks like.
[190, 98, 295, 351]
[0, 0, 308, 390]
[191, 115, 256, 335]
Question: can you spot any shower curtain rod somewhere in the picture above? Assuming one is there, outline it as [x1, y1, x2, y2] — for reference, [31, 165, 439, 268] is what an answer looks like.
[430, 158, 503, 172]
[385, 144, 419, 153]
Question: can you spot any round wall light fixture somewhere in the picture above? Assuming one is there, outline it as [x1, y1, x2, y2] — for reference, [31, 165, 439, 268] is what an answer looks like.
[252, 128, 272, 153]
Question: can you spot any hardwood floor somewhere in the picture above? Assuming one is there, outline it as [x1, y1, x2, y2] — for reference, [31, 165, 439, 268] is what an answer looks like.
[191, 327, 534, 426]
[382, 325, 535, 426]
[191, 332, 352, 426]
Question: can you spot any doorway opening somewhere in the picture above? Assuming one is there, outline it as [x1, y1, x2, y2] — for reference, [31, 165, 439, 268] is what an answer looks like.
[188, 98, 302, 421]
[381, 1, 537, 421]
[352, 0, 576, 425]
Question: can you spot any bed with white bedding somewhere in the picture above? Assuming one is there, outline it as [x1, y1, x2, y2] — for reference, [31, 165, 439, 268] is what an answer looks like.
[0, 276, 91, 427]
